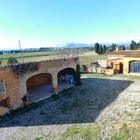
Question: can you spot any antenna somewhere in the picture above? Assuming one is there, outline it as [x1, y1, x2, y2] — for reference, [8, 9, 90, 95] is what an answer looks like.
[18, 40, 24, 63]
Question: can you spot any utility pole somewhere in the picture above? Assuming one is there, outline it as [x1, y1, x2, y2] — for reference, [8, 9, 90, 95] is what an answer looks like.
[18, 40, 24, 63]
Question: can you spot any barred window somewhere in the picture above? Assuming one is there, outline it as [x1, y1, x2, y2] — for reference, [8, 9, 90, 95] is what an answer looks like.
[0, 80, 6, 94]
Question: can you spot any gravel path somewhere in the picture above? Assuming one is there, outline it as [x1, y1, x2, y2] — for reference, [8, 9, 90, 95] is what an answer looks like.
[0, 74, 140, 140]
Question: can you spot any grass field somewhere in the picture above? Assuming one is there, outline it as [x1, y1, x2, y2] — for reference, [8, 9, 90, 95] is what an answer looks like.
[0, 50, 107, 66]
[79, 51, 107, 65]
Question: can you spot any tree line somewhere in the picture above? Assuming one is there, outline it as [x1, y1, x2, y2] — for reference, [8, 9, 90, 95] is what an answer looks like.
[95, 43, 107, 54]
[94, 43, 125, 54]
[94, 41, 140, 55]
[130, 40, 140, 50]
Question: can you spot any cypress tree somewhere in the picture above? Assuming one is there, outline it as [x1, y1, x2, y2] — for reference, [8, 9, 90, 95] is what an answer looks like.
[76, 64, 81, 86]
[95, 43, 99, 54]
[103, 45, 106, 54]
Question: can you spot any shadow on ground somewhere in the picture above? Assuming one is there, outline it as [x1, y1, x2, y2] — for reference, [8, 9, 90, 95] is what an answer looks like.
[0, 78, 133, 127]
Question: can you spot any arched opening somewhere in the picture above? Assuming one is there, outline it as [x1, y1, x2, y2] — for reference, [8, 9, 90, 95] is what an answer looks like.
[57, 68, 76, 91]
[129, 61, 140, 73]
[26, 73, 52, 103]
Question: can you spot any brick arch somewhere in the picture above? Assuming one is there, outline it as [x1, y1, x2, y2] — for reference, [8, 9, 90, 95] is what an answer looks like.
[57, 68, 76, 77]
[26, 73, 52, 90]
[25, 70, 53, 84]
[25, 72, 53, 104]
[57, 67, 76, 86]
[56, 66, 76, 75]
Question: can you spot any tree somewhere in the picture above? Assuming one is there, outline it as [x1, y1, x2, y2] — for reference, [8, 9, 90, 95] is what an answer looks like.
[58, 48, 83, 59]
[119, 45, 125, 50]
[110, 43, 117, 52]
[103, 45, 106, 54]
[95, 43, 99, 54]
[130, 40, 137, 50]
[98, 45, 103, 54]
[75, 64, 81, 86]
[122, 46, 125, 50]
[7, 57, 18, 64]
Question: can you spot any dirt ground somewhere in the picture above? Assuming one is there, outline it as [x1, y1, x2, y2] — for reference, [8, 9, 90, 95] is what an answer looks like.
[0, 74, 140, 140]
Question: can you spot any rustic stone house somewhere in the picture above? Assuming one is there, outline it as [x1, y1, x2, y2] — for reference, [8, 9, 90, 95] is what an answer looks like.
[0, 57, 79, 116]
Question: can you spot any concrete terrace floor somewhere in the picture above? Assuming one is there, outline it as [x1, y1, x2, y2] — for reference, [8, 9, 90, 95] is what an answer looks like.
[0, 74, 140, 140]
[28, 83, 75, 104]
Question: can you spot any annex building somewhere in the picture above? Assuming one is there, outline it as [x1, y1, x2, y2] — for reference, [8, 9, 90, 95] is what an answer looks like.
[0, 57, 79, 116]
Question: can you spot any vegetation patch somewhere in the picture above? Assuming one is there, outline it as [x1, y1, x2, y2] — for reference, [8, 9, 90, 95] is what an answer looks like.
[61, 125, 101, 140]
[7, 57, 18, 64]
[113, 122, 140, 140]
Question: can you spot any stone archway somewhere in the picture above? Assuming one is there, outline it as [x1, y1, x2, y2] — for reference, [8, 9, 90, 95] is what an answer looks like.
[57, 68, 76, 92]
[26, 73, 52, 103]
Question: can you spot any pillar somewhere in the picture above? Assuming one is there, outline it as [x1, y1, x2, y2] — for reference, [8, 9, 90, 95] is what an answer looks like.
[123, 61, 129, 74]
[52, 73, 58, 94]
[19, 77, 28, 105]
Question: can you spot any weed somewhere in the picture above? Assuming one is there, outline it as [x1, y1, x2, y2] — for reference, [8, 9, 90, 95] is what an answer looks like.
[35, 137, 43, 140]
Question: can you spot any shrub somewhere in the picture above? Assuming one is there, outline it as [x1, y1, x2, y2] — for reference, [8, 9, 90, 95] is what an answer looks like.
[0, 59, 2, 66]
[7, 57, 18, 64]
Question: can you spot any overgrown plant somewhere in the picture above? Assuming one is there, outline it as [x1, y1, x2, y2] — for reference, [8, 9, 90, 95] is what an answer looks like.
[10, 62, 39, 76]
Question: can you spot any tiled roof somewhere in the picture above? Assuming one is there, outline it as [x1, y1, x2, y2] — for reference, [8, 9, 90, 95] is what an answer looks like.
[108, 50, 140, 58]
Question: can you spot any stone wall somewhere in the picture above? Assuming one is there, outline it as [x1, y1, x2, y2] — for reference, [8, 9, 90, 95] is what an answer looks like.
[0, 67, 23, 116]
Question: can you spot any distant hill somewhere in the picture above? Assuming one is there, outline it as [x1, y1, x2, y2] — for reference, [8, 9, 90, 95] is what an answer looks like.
[62, 41, 131, 48]
[63, 43, 94, 48]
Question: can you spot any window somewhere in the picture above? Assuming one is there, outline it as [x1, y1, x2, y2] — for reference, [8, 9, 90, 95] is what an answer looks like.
[130, 61, 140, 73]
[0, 80, 6, 94]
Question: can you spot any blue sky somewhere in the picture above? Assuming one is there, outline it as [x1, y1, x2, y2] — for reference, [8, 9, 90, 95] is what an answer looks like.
[0, 0, 140, 49]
